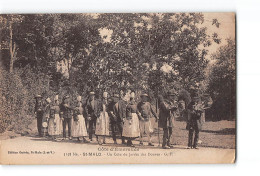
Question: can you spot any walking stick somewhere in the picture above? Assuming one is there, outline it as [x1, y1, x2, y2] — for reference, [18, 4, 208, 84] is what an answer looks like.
[157, 119, 160, 147]
[156, 97, 160, 147]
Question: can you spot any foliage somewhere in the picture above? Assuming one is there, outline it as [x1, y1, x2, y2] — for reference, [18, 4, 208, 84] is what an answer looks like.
[0, 68, 29, 133]
[208, 39, 236, 120]
[0, 13, 234, 134]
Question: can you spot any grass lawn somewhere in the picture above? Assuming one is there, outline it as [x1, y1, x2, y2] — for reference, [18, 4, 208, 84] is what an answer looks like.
[148, 120, 236, 149]
[1, 118, 236, 149]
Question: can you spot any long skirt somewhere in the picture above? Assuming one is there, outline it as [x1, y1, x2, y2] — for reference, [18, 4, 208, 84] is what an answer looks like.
[71, 115, 88, 137]
[48, 114, 62, 136]
[95, 112, 110, 136]
[122, 113, 140, 138]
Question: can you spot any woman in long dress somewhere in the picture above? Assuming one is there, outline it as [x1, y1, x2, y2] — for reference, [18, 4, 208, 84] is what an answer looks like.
[122, 92, 140, 147]
[95, 92, 110, 145]
[47, 106, 55, 139]
[71, 96, 88, 143]
[48, 95, 62, 141]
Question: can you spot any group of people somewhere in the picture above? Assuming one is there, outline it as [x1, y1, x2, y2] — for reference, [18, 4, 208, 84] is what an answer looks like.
[34, 89, 208, 149]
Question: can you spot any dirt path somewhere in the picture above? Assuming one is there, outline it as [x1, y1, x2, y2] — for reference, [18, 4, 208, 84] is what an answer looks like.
[0, 135, 235, 164]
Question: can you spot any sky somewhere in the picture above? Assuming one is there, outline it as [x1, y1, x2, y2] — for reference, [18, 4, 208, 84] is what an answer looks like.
[202, 12, 235, 56]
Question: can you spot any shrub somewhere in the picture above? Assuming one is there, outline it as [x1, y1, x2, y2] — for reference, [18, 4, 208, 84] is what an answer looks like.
[0, 68, 30, 133]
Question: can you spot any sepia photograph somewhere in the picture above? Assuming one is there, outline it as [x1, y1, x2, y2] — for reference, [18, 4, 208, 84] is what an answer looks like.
[0, 12, 236, 164]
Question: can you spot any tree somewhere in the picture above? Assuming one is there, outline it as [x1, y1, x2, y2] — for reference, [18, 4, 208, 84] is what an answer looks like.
[53, 14, 102, 96]
[93, 13, 221, 94]
[0, 15, 23, 72]
[208, 39, 236, 120]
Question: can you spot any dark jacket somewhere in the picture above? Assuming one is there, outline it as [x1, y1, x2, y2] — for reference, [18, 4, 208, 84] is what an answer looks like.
[35, 101, 44, 118]
[186, 101, 203, 131]
[158, 99, 178, 128]
[107, 101, 116, 121]
[112, 99, 126, 122]
[125, 100, 139, 120]
[43, 103, 51, 122]
[84, 99, 100, 120]
[60, 102, 73, 119]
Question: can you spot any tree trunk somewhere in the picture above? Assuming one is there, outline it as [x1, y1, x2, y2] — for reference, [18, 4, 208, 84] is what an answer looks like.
[9, 21, 16, 73]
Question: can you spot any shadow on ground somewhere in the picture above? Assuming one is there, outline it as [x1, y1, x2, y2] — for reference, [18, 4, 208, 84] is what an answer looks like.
[201, 128, 236, 135]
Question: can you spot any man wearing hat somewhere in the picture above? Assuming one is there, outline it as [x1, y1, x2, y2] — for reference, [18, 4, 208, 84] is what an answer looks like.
[34, 95, 44, 136]
[137, 93, 158, 146]
[108, 93, 126, 144]
[60, 95, 73, 140]
[84, 91, 100, 142]
[158, 89, 179, 149]
[186, 93, 204, 149]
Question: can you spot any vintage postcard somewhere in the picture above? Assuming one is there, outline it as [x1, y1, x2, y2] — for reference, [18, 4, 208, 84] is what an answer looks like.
[0, 13, 236, 164]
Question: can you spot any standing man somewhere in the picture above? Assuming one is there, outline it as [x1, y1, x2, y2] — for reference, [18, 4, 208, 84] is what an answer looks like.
[137, 93, 158, 146]
[34, 95, 44, 137]
[60, 95, 73, 140]
[85, 91, 100, 142]
[186, 95, 203, 149]
[108, 93, 126, 144]
[158, 90, 179, 149]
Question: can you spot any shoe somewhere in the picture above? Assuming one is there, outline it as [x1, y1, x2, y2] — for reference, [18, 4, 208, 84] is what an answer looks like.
[167, 143, 173, 146]
[85, 140, 90, 143]
[148, 143, 154, 146]
[56, 138, 62, 142]
[194, 147, 199, 149]
[90, 140, 95, 143]
[139, 142, 143, 146]
[162, 146, 170, 149]
[130, 144, 135, 147]
[114, 141, 117, 144]
[69, 137, 72, 140]
[186, 146, 191, 149]
[122, 141, 126, 145]
[83, 138, 90, 143]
